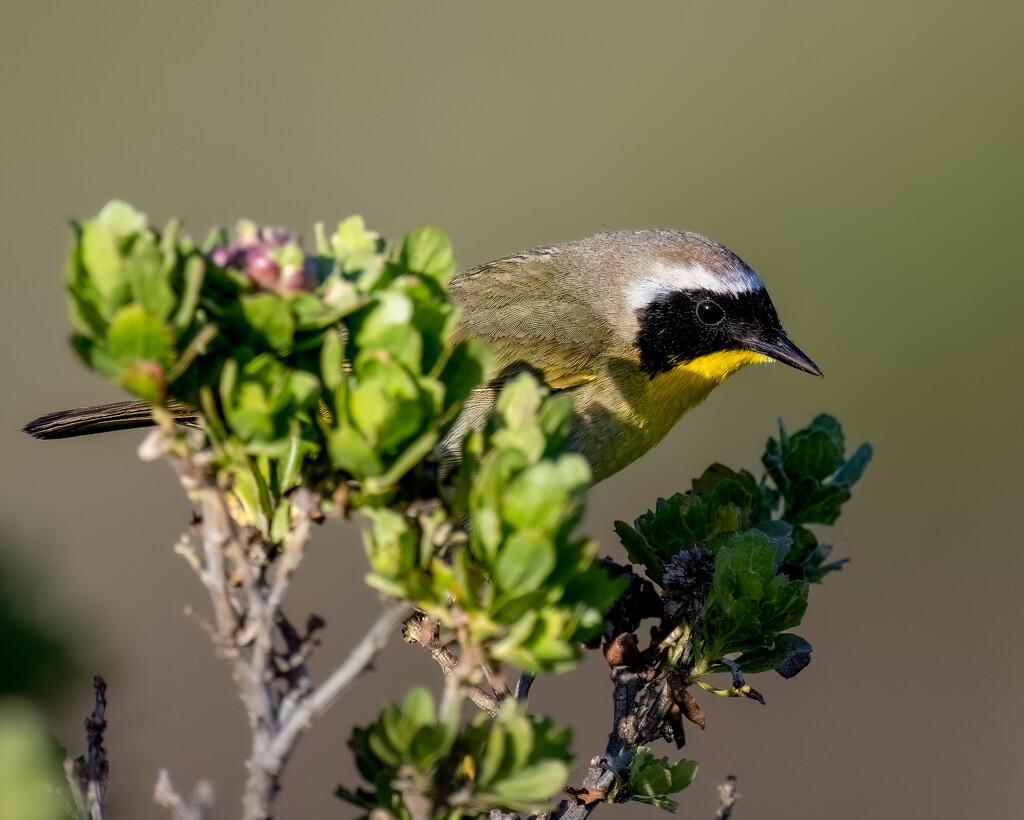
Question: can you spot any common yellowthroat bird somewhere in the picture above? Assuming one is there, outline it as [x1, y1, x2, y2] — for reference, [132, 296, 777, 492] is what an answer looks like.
[24, 230, 821, 481]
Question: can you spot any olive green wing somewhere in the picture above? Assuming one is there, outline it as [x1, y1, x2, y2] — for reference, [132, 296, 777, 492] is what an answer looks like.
[448, 259, 614, 393]
[435, 258, 616, 477]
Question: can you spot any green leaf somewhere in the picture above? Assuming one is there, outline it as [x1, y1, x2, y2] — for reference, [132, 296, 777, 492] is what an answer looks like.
[359, 323, 423, 372]
[96, 199, 147, 240]
[725, 530, 779, 583]
[357, 290, 413, 337]
[494, 531, 556, 594]
[123, 235, 177, 320]
[615, 520, 665, 584]
[737, 633, 813, 677]
[107, 304, 175, 368]
[171, 254, 205, 331]
[477, 724, 507, 787]
[320, 327, 344, 391]
[0, 703, 70, 820]
[349, 369, 424, 453]
[398, 226, 456, 283]
[79, 220, 123, 304]
[438, 338, 492, 413]
[328, 426, 383, 479]
[402, 687, 436, 726]
[489, 761, 569, 807]
[786, 429, 844, 482]
[756, 519, 794, 566]
[501, 459, 587, 533]
[330, 215, 381, 275]
[757, 578, 807, 639]
[496, 373, 544, 429]
[831, 442, 873, 488]
[787, 480, 849, 525]
[120, 360, 167, 403]
[628, 747, 698, 812]
[70, 334, 118, 380]
[241, 293, 295, 353]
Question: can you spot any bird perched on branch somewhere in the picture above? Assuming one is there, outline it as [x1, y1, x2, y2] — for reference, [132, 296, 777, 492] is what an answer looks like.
[24, 229, 820, 482]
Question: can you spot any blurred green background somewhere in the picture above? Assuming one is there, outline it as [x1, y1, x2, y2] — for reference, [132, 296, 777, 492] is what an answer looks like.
[2, 2, 1021, 818]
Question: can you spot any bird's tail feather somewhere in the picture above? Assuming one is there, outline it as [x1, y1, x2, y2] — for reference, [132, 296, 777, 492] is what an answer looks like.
[23, 399, 198, 440]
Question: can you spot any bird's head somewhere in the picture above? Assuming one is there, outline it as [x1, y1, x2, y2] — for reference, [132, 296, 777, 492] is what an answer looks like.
[578, 230, 822, 382]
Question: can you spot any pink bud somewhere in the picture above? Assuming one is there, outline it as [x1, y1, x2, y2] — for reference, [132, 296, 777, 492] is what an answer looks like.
[245, 247, 281, 290]
[210, 247, 232, 267]
[279, 261, 318, 294]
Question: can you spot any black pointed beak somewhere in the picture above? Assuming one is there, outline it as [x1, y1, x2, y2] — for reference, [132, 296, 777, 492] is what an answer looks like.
[745, 331, 823, 377]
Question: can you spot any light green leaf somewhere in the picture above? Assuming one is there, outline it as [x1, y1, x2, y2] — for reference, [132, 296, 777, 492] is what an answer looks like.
[96, 199, 147, 239]
[241, 293, 295, 353]
[489, 761, 568, 808]
[123, 236, 176, 319]
[402, 687, 436, 726]
[320, 327, 344, 391]
[398, 226, 456, 282]
[494, 531, 556, 594]
[328, 426, 383, 478]
[107, 304, 175, 368]
[80, 220, 122, 303]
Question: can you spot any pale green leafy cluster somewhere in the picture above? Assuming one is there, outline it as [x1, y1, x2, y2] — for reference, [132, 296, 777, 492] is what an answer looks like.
[339, 688, 572, 819]
[62, 202, 614, 814]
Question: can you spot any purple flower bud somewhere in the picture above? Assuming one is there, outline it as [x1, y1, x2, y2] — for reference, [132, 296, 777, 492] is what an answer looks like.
[245, 247, 281, 290]
[258, 226, 290, 247]
[210, 246, 232, 267]
[279, 260, 318, 294]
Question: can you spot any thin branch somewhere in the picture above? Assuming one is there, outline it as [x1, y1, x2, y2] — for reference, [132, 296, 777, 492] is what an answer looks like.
[160, 433, 413, 820]
[153, 770, 215, 820]
[184, 467, 240, 640]
[267, 602, 413, 762]
[514, 672, 535, 702]
[403, 613, 501, 714]
[554, 633, 696, 820]
[274, 612, 320, 726]
[64, 676, 110, 820]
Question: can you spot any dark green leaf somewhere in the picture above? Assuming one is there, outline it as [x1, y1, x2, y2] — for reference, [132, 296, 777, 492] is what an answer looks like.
[438, 338, 492, 413]
[785, 429, 844, 482]
[831, 442, 873, 488]
[787, 480, 849, 525]
[737, 633, 813, 677]
[615, 521, 665, 585]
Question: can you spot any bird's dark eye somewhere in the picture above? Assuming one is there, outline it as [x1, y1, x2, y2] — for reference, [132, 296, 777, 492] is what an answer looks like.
[697, 300, 725, 325]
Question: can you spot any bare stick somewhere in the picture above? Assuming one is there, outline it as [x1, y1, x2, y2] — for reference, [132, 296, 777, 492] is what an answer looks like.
[153, 770, 215, 820]
[156, 436, 411, 820]
[553, 621, 699, 820]
[64, 676, 110, 820]
[267, 601, 413, 761]
[403, 612, 502, 714]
